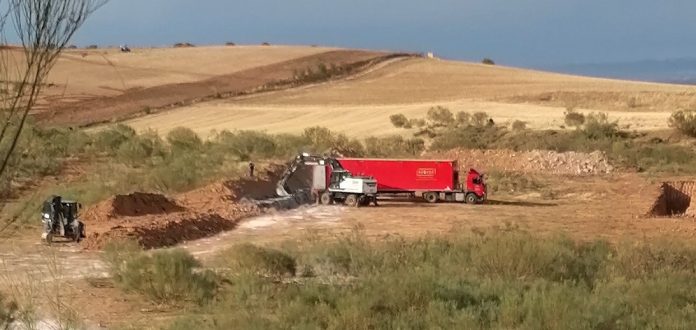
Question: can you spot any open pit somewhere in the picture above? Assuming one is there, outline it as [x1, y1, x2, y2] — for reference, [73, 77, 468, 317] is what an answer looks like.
[647, 181, 696, 218]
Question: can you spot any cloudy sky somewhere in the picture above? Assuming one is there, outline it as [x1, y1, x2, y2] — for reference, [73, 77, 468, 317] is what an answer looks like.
[72, 0, 696, 68]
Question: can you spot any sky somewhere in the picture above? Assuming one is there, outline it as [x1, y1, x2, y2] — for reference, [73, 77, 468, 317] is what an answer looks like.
[71, 0, 696, 68]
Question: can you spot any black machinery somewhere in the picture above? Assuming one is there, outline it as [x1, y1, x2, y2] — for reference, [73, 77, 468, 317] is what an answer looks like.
[41, 196, 85, 243]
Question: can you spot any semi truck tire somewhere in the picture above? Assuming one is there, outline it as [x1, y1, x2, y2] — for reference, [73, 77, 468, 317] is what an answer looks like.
[424, 192, 438, 203]
[465, 193, 478, 204]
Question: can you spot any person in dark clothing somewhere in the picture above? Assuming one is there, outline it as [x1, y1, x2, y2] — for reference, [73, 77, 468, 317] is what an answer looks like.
[51, 196, 63, 232]
[249, 162, 255, 177]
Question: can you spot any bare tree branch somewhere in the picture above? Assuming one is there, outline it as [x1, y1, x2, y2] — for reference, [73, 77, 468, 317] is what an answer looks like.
[0, 0, 107, 192]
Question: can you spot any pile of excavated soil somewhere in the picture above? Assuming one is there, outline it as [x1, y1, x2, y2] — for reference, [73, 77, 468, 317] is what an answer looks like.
[82, 192, 185, 222]
[80, 163, 313, 250]
[429, 149, 613, 175]
[647, 181, 696, 218]
[82, 204, 259, 250]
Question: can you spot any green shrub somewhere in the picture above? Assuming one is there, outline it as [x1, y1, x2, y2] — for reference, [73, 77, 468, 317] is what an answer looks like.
[482, 58, 495, 65]
[511, 120, 527, 131]
[147, 153, 209, 192]
[212, 130, 278, 161]
[430, 126, 504, 150]
[582, 112, 619, 139]
[104, 242, 216, 305]
[389, 114, 410, 128]
[427, 106, 454, 127]
[455, 111, 471, 126]
[365, 135, 425, 157]
[166, 127, 202, 152]
[409, 118, 427, 128]
[564, 109, 585, 128]
[471, 112, 491, 127]
[669, 110, 696, 137]
[115, 131, 166, 166]
[94, 124, 137, 154]
[220, 244, 296, 277]
[166, 230, 696, 329]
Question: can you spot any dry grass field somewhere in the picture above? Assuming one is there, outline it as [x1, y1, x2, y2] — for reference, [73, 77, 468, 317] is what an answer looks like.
[41, 45, 332, 101]
[125, 57, 696, 138]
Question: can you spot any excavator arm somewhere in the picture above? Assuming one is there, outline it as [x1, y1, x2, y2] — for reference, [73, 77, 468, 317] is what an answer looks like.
[276, 153, 340, 197]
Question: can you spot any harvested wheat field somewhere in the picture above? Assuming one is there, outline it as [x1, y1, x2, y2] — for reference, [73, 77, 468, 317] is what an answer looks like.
[34, 46, 396, 126]
[125, 57, 696, 138]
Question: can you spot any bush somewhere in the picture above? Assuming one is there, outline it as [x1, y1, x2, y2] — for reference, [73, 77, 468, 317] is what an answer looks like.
[582, 113, 619, 140]
[455, 111, 471, 126]
[511, 120, 527, 131]
[365, 135, 425, 157]
[212, 130, 278, 161]
[220, 244, 296, 277]
[93, 124, 137, 154]
[104, 241, 216, 305]
[389, 114, 410, 128]
[166, 230, 696, 329]
[427, 106, 454, 127]
[471, 112, 490, 127]
[564, 109, 585, 128]
[166, 127, 202, 152]
[669, 110, 696, 137]
[482, 58, 495, 65]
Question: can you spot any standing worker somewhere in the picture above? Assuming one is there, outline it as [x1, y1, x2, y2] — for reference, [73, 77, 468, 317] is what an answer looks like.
[249, 162, 255, 177]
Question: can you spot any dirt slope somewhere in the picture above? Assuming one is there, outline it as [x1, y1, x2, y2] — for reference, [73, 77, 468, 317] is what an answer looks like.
[37, 49, 389, 127]
[125, 57, 696, 138]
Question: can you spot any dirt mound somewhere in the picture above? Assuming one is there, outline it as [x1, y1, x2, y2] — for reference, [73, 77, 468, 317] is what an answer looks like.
[83, 192, 184, 222]
[82, 204, 259, 250]
[80, 163, 309, 250]
[647, 182, 696, 218]
[429, 149, 613, 175]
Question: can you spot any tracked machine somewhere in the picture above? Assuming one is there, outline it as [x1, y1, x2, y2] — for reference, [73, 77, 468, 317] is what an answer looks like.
[277, 153, 378, 207]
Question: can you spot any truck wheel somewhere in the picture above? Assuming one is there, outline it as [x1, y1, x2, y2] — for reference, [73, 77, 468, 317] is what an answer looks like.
[320, 192, 333, 205]
[424, 192, 438, 204]
[345, 194, 358, 207]
[465, 193, 478, 204]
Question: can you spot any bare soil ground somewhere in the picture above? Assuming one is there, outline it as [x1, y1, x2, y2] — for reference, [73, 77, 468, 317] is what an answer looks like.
[2, 172, 693, 328]
[125, 57, 696, 137]
[37, 49, 390, 127]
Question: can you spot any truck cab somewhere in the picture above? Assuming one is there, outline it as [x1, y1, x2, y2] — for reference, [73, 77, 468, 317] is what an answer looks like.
[465, 169, 487, 202]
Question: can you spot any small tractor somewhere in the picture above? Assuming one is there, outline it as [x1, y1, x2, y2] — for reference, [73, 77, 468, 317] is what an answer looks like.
[41, 196, 86, 244]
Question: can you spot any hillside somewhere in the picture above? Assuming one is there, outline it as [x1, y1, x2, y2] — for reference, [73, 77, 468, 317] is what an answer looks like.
[33, 46, 399, 126]
[125, 57, 696, 138]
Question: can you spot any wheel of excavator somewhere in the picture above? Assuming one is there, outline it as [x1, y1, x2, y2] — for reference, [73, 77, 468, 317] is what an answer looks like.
[345, 194, 358, 207]
[320, 192, 333, 205]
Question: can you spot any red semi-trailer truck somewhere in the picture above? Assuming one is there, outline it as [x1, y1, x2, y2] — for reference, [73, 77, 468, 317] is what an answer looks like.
[337, 158, 487, 204]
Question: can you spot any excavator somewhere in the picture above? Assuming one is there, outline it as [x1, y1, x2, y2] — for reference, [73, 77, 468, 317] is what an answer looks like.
[276, 153, 378, 207]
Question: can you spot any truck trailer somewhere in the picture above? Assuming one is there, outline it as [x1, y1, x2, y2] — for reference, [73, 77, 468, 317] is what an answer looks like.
[337, 158, 487, 204]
